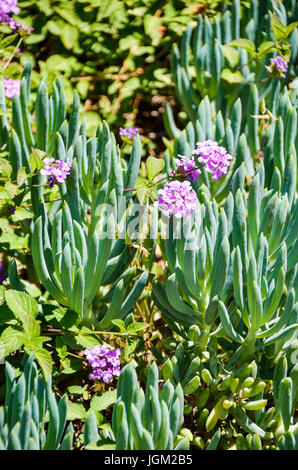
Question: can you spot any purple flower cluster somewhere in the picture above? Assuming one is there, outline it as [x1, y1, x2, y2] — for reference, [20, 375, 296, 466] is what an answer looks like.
[0, 262, 8, 285]
[0, 0, 19, 14]
[2, 77, 20, 99]
[0, 0, 20, 29]
[176, 155, 201, 182]
[156, 180, 198, 219]
[269, 56, 288, 78]
[192, 140, 232, 181]
[8, 204, 16, 214]
[84, 345, 121, 383]
[0, 0, 33, 31]
[119, 127, 140, 139]
[40, 158, 72, 187]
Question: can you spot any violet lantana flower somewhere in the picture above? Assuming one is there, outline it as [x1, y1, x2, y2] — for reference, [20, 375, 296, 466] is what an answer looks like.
[156, 180, 198, 219]
[0, 0, 22, 30]
[119, 127, 140, 139]
[0, 0, 20, 14]
[40, 158, 72, 187]
[176, 155, 201, 182]
[84, 345, 121, 383]
[0, 263, 8, 285]
[267, 55, 288, 79]
[0, 0, 32, 31]
[192, 140, 232, 181]
[3, 77, 20, 99]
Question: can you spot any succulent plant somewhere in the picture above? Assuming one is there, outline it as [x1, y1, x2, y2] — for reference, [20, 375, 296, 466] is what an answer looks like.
[84, 362, 188, 450]
[0, 355, 73, 450]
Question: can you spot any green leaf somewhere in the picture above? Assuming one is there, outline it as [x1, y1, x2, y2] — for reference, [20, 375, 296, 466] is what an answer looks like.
[76, 334, 101, 349]
[0, 33, 19, 49]
[67, 385, 86, 395]
[0, 325, 24, 357]
[0, 286, 5, 305]
[61, 359, 82, 375]
[111, 319, 127, 333]
[24, 336, 50, 352]
[135, 177, 150, 204]
[126, 322, 149, 334]
[221, 69, 243, 85]
[124, 337, 137, 360]
[5, 290, 38, 321]
[285, 22, 298, 37]
[85, 441, 116, 450]
[228, 39, 256, 54]
[34, 348, 52, 381]
[90, 390, 117, 412]
[0, 109, 9, 117]
[0, 158, 12, 178]
[22, 315, 40, 339]
[221, 45, 240, 67]
[271, 14, 287, 41]
[11, 207, 33, 222]
[29, 148, 46, 173]
[257, 41, 276, 58]
[60, 24, 79, 50]
[17, 167, 28, 187]
[206, 396, 225, 432]
[231, 404, 266, 437]
[67, 403, 87, 421]
[146, 156, 165, 182]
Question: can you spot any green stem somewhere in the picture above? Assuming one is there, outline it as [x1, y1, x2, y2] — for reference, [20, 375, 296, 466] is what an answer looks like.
[235, 39, 283, 71]
[1, 36, 23, 73]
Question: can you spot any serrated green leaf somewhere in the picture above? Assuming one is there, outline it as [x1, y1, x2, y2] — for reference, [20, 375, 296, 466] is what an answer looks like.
[126, 322, 149, 334]
[16, 167, 28, 187]
[76, 334, 101, 349]
[67, 403, 87, 421]
[228, 39, 256, 54]
[0, 158, 12, 178]
[285, 22, 298, 37]
[221, 69, 243, 84]
[111, 319, 126, 333]
[257, 41, 276, 58]
[135, 177, 150, 204]
[34, 348, 52, 381]
[0, 326, 24, 357]
[22, 315, 40, 339]
[11, 207, 33, 222]
[221, 45, 240, 67]
[29, 148, 46, 173]
[61, 359, 82, 375]
[90, 390, 117, 412]
[271, 14, 287, 41]
[5, 290, 38, 322]
[146, 156, 165, 182]
[60, 24, 79, 50]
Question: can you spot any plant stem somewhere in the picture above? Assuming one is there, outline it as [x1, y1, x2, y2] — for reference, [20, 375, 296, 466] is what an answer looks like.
[1, 36, 23, 73]
[235, 39, 282, 71]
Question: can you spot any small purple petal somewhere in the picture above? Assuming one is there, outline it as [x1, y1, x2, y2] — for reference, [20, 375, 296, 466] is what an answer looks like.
[156, 180, 198, 219]
[192, 140, 232, 181]
[2, 77, 20, 99]
[119, 127, 140, 139]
